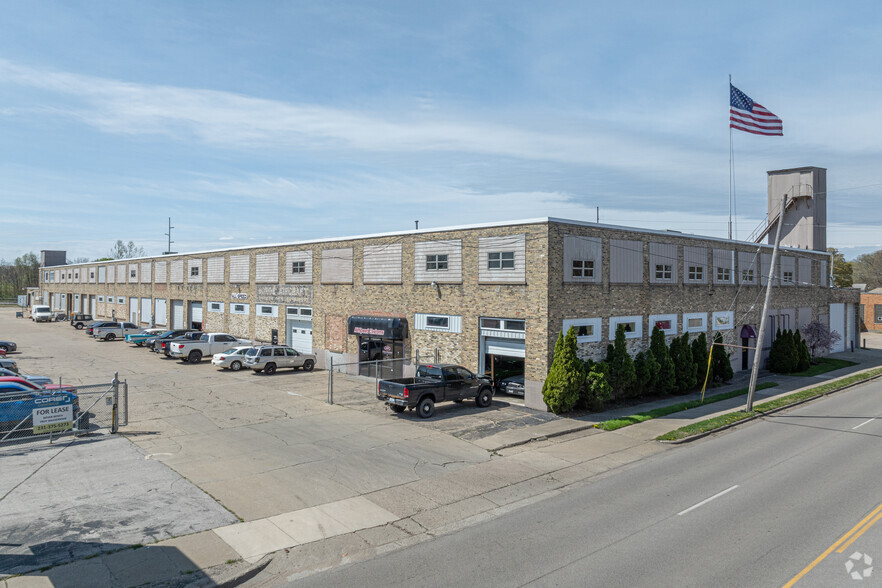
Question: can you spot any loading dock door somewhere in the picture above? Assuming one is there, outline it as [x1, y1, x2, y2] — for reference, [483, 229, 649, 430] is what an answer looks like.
[189, 302, 203, 329]
[129, 297, 138, 323]
[74, 295, 80, 313]
[287, 319, 313, 353]
[90, 295, 97, 316]
[154, 299, 167, 326]
[141, 298, 151, 325]
[171, 300, 184, 329]
[830, 303, 846, 353]
[484, 338, 526, 358]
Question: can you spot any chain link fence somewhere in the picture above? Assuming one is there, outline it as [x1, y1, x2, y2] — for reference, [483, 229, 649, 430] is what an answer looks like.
[0, 374, 128, 448]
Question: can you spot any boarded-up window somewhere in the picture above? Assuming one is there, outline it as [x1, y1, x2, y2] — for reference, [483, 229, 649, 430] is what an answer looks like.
[321, 248, 353, 284]
[713, 249, 734, 284]
[798, 257, 812, 286]
[230, 255, 250, 283]
[188, 259, 203, 283]
[649, 243, 677, 284]
[116, 264, 126, 283]
[610, 239, 643, 284]
[285, 250, 313, 283]
[563, 235, 601, 284]
[414, 240, 462, 284]
[478, 234, 526, 284]
[364, 243, 402, 284]
[154, 261, 167, 283]
[684, 246, 707, 284]
[140, 262, 151, 283]
[97, 266, 106, 283]
[255, 253, 279, 283]
[207, 257, 224, 283]
[170, 260, 184, 283]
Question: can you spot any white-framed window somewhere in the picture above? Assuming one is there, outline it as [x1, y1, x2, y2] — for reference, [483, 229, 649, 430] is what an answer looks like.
[230, 303, 249, 315]
[716, 267, 731, 282]
[562, 318, 602, 343]
[687, 266, 704, 281]
[683, 312, 707, 333]
[291, 261, 306, 274]
[782, 270, 794, 284]
[609, 315, 643, 340]
[286, 306, 313, 320]
[480, 317, 525, 332]
[415, 313, 461, 333]
[208, 302, 224, 313]
[98, 296, 105, 302]
[426, 254, 448, 271]
[572, 260, 595, 279]
[117, 297, 125, 304]
[741, 268, 755, 284]
[648, 314, 677, 336]
[712, 311, 734, 330]
[90, 271, 95, 280]
[488, 251, 515, 270]
[655, 264, 673, 281]
[256, 304, 278, 317]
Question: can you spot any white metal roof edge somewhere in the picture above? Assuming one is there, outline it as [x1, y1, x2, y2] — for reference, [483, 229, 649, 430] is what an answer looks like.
[43, 216, 829, 269]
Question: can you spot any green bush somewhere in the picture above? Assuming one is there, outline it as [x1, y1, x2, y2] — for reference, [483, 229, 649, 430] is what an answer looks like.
[583, 361, 612, 411]
[711, 333, 734, 382]
[795, 330, 811, 371]
[670, 333, 696, 394]
[542, 327, 585, 414]
[606, 325, 636, 399]
[633, 349, 659, 398]
[650, 326, 676, 395]
[769, 329, 800, 374]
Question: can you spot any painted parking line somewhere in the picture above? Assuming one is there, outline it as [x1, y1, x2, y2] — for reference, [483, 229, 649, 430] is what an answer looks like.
[852, 417, 876, 430]
[677, 485, 739, 516]
[783, 503, 882, 587]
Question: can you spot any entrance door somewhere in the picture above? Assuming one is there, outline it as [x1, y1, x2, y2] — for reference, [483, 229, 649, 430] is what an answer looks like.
[358, 337, 403, 378]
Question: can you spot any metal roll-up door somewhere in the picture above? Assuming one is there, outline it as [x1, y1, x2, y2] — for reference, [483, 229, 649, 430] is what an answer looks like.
[830, 303, 846, 353]
[74, 295, 81, 313]
[154, 299, 167, 326]
[141, 298, 151, 324]
[171, 300, 184, 329]
[90, 296, 97, 316]
[129, 297, 139, 323]
[189, 302, 203, 325]
[484, 337, 526, 358]
[287, 319, 313, 353]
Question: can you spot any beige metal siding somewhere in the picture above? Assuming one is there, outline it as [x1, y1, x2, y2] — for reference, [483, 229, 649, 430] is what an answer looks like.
[563, 235, 601, 284]
[255, 253, 279, 283]
[478, 234, 526, 284]
[285, 250, 313, 283]
[713, 249, 734, 284]
[140, 262, 151, 283]
[187, 259, 203, 283]
[414, 240, 462, 284]
[683, 246, 707, 284]
[321, 248, 353, 284]
[170, 260, 184, 284]
[230, 254, 250, 283]
[207, 257, 224, 283]
[154, 261, 167, 284]
[649, 243, 677, 284]
[364, 244, 402, 284]
[610, 239, 643, 284]
[798, 257, 812, 287]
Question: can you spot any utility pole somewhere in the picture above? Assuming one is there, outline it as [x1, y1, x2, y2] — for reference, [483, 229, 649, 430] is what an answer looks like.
[746, 192, 788, 411]
[163, 217, 177, 255]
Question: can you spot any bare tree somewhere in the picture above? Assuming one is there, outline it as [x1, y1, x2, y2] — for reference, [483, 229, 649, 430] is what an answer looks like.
[852, 249, 882, 290]
[109, 240, 146, 259]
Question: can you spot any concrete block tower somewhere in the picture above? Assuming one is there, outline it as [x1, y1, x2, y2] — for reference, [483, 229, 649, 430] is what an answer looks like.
[765, 166, 827, 251]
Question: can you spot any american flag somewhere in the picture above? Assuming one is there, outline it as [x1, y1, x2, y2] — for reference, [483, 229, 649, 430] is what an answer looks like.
[729, 84, 783, 136]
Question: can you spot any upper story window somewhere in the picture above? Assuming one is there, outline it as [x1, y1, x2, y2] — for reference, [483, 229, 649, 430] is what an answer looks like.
[688, 266, 703, 281]
[291, 261, 305, 274]
[716, 267, 731, 282]
[426, 254, 448, 271]
[742, 268, 755, 283]
[130, 270, 136, 278]
[90, 271, 95, 279]
[488, 251, 515, 270]
[572, 260, 594, 279]
[655, 264, 673, 280]
[190, 266, 200, 277]
[783, 271, 794, 284]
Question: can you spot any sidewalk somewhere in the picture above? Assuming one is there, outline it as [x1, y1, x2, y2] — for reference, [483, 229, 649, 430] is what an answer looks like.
[5, 345, 881, 587]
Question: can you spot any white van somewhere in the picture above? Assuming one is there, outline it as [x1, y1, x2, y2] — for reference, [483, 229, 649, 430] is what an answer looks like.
[31, 305, 52, 322]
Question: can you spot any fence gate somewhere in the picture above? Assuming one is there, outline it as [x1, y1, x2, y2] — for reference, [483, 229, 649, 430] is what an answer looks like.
[0, 374, 128, 449]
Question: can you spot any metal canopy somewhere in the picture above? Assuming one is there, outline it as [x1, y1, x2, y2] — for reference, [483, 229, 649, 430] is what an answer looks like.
[347, 316, 408, 339]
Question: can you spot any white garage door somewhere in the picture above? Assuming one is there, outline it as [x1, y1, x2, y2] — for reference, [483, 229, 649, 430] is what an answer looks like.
[830, 303, 846, 353]
[189, 301, 203, 326]
[287, 319, 313, 354]
[90, 296, 97, 316]
[141, 298, 151, 325]
[171, 300, 184, 329]
[484, 337, 526, 358]
[129, 297, 139, 323]
[74, 295, 80, 313]
[154, 299, 167, 326]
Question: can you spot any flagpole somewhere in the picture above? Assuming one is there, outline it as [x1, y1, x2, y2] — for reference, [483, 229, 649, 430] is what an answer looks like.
[728, 74, 733, 241]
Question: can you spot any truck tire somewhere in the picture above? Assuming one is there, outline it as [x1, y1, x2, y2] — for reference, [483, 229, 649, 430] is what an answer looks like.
[264, 363, 277, 375]
[390, 404, 406, 413]
[188, 350, 202, 363]
[417, 396, 435, 418]
[302, 359, 315, 372]
[475, 387, 493, 408]
[75, 323, 84, 330]
[106, 333, 116, 341]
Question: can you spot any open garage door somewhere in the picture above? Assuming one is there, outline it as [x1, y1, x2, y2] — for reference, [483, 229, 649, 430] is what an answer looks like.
[479, 317, 526, 396]
[189, 301, 203, 330]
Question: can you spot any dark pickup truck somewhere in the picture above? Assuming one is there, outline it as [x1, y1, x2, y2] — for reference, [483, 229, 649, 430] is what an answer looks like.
[377, 364, 493, 418]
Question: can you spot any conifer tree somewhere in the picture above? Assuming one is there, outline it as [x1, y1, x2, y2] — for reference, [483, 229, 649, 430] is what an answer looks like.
[711, 333, 734, 382]
[542, 327, 584, 413]
[650, 326, 676, 395]
[795, 329, 811, 371]
[671, 333, 696, 393]
[691, 332, 710, 388]
[605, 325, 636, 399]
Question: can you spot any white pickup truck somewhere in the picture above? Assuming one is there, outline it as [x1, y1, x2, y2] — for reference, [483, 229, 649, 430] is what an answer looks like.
[93, 322, 142, 341]
[169, 333, 251, 363]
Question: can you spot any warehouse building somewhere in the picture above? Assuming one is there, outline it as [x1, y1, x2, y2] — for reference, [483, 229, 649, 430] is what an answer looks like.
[36, 167, 859, 411]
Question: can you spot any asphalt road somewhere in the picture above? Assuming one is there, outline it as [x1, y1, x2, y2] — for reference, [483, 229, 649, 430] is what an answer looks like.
[290, 379, 882, 587]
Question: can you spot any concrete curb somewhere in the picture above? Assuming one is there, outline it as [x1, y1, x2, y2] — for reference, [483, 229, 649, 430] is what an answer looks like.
[659, 367, 882, 444]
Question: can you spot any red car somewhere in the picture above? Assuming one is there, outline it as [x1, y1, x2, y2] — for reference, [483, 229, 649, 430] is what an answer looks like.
[0, 376, 75, 393]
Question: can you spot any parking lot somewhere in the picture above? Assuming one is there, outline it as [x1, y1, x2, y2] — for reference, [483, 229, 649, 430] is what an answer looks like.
[0, 308, 560, 574]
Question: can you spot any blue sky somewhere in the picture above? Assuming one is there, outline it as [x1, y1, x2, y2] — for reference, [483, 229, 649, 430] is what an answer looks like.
[2, 1, 881, 262]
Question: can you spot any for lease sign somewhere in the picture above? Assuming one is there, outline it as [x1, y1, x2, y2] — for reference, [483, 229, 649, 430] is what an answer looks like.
[32, 404, 73, 434]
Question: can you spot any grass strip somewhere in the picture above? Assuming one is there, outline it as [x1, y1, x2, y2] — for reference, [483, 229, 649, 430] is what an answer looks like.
[596, 382, 778, 431]
[657, 367, 882, 441]
[789, 358, 857, 378]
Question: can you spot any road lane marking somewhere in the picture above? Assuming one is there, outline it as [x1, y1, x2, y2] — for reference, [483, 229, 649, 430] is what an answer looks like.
[783, 503, 882, 587]
[677, 485, 738, 516]
[837, 510, 882, 553]
[852, 418, 876, 430]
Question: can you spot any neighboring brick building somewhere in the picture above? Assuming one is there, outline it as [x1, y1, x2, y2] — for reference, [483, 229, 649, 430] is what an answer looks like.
[36, 216, 860, 411]
[859, 288, 882, 332]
